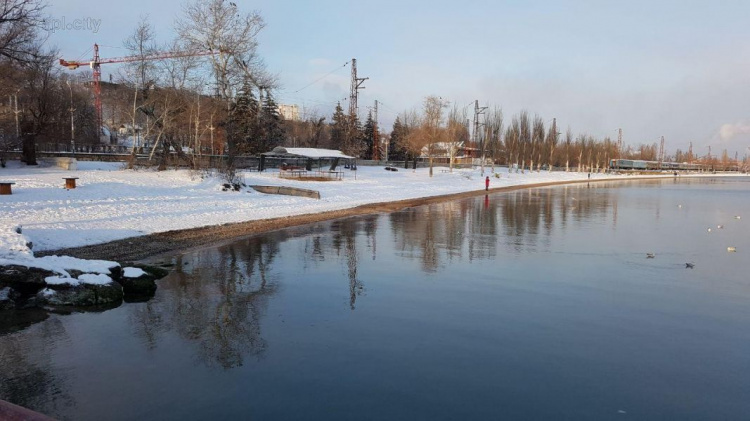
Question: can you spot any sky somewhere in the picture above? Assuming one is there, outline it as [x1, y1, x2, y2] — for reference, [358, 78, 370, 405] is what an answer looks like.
[46, 0, 750, 158]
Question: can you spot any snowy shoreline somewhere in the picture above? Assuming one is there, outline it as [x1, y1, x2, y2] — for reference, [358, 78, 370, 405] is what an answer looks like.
[1, 160, 744, 271]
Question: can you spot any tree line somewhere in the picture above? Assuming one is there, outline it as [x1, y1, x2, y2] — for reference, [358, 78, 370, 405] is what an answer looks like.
[1, 0, 745, 174]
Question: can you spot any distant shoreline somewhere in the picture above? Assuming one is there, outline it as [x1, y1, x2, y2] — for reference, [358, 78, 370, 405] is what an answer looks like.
[36, 174, 732, 263]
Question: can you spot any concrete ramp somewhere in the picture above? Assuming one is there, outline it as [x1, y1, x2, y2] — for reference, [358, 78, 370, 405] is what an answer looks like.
[250, 185, 321, 199]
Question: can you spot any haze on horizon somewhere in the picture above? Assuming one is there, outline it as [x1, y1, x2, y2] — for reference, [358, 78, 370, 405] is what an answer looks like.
[48, 0, 750, 158]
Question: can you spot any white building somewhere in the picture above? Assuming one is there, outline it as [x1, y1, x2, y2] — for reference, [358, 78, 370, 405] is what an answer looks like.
[278, 104, 300, 121]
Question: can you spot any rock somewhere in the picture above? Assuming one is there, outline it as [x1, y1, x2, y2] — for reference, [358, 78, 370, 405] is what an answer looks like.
[0, 265, 56, 294]
[117, 272, 157, 296]
[115, 265, 168, 297]
[0, 287, 19, 310]
[118, 276, 157, 296]
[108, 265, 123, 281]
[38, 285, 95, 306]
[38, 281, 123, 307]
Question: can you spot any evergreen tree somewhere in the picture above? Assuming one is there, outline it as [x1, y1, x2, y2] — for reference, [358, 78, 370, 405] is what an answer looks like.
[389, 116, 408, 161]
[228, 80, 260, 156]
[363, 111, 376, 160]
[343, 112, 366, 157]
[330, 102, 347, 151]
[258, 90, 284, 154]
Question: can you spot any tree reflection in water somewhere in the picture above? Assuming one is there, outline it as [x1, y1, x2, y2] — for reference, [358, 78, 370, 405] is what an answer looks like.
[130, 233, 283, 369]
[330, 216, 379, 309]
[0, 317, 75, 416]
[127, 184, 615, 368]
[386, 184, 613, 269]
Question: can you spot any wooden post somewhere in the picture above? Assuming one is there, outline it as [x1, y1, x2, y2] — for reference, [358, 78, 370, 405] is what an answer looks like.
[0, 182, 15, 195]
[63, 177, 79, 189]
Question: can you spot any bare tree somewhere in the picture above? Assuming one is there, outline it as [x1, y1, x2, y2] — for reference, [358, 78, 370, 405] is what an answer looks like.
[17, 49, 60, 165]
[504, 117, 519, 172]
[445, 104, 467, 172]
[176, 0, 271, 178]
[546, 118, 558, 172]
[0, 0, 46, 63]
[485, 107, 503, 172]
[531, 115, 544, 172]
[518, 111, 530, 173]
[400, 109, 423, 171]
[421, 96, 448, 177]
[564, 128, 572, 172]
[176, 0, 268, 99]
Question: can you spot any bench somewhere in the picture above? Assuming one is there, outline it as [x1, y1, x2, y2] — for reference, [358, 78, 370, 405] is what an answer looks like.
[279, 169, 307, 178]
[327, 170, 344, 180]
[0, 182, 15, 195]
[63, 177, 79, 189]
[48, 157, 78, 170]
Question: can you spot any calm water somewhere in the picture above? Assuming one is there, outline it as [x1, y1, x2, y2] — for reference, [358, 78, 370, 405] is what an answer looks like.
[2, 177, 749, 420]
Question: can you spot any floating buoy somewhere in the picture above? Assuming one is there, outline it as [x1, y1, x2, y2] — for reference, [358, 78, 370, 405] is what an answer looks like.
[685, 263, 695, 269]
[735, 216, 742, 220]
[727, 247, 737, 252]
[717, 225, 724, 229]
[646, 253, 655, 259]
[707, 228, 712, 232]
[677, 204, 683, 208]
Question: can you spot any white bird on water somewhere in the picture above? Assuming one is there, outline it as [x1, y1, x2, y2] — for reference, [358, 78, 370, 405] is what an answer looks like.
[646, 253, 655, 259]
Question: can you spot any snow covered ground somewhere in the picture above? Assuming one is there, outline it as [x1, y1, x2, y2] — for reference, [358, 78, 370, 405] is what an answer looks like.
[0, 158, 689, 272]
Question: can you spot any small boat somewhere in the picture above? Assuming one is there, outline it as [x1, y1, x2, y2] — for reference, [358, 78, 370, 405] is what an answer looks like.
[646, 253, 655, 259]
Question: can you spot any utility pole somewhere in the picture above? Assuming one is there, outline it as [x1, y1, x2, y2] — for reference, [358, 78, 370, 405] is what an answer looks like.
[66, 81, 75, 156]
[347, 58, 368, 153]
[348, 58, 368, 119]
[374, 99, 381, 161]
[473, 100, 488, 174]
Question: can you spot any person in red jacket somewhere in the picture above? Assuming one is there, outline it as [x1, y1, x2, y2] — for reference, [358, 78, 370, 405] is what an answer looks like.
[485, 176, 490, 191]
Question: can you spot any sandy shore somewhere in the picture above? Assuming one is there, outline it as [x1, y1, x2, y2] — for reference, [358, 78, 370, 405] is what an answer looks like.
[37, 176, 664, 263]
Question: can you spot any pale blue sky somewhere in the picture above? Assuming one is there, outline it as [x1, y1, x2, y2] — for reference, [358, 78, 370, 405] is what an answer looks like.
[48, 0, 750, 156]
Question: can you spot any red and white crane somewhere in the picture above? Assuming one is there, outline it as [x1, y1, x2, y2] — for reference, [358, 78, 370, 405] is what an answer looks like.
[60, 43, 218, 131]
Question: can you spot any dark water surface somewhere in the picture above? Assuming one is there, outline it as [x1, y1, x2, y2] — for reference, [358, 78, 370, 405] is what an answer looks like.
[2, 177, 750, 420]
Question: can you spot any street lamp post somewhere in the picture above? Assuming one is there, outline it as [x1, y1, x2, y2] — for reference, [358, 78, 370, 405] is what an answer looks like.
[66, 81, 75, 156]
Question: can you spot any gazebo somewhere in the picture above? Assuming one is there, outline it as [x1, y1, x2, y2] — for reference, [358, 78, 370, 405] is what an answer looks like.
[259, 147, 356, 172]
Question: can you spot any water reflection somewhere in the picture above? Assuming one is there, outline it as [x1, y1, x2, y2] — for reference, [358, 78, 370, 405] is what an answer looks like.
[131, 233, 283, 369]
[386, 184, 614, 268]
[0, 317, 75, 416]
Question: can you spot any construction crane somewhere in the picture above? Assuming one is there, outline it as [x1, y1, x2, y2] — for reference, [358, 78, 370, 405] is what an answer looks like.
[60, 43, 219, 131]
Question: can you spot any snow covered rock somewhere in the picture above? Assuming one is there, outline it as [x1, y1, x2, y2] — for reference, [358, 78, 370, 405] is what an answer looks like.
[0, 265, 55, 294]
[37, 275, 123, 307]
[116, 266, 161, 296]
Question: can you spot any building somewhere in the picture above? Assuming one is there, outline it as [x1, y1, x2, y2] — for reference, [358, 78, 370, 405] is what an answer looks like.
[278, 104, 300, 121]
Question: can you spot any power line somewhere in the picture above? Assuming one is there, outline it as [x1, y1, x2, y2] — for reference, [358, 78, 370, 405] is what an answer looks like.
[291, 61, 349, 94]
